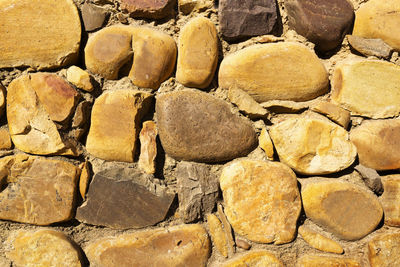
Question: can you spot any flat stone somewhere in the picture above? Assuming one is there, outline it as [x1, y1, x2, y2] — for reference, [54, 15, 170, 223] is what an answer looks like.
[138, 121, 158, 174]
[207, 214, 228, 257]
[86, 89, 152, 162]
[297, 255, 361, 267]
[354, 165, 383, 195]
[67, 66, 94, 92]
[0, 128, 12, 150]
[76, 168, 174, 229]
[259, 128, 274, 160]
[269, 115, 356, 175]
[156, 90, 257, 162]
[332, 60, 400, 119]
[217, 204, 235, 257]
[220, 250, 284, 267]
[219, 0, 278, 41]
[79, 161, 91, 200]
[298, 225, 343, 254]
[347, 35, 393, 59]
[285, 0, 354, 52]
[311, 101, 351, 128]
[380, 175, 400, 226]
[261, 99, 311, 113]
[302, 180, 383, 240]
[368, 233, 400, 267]
[228, 88, 269, 119]
[219, 43, 329, 102]
[85, 224, 211, 267]
[179, 0, 213, 14]
[220, 159, 301, 244]
[81, 2, 107, 32]
[119, 0, 174, 19]
[0, 155, 79, 225]
[0, 0, 81, 69]
[176, 161, 219, 223]
[72, 101, 91, 129]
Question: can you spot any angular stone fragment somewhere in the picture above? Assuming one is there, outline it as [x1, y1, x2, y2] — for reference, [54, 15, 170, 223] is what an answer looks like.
[86, 89, 152, 162]
[67, 66, 94, 92]
[0, 155, 79, 225]
[297, 255, 361, 267]
[311, 101, 350, 128]
[119, 0, 175, 19]
[332, 60, 400, 119]
[259, 128, 274, 160]
[81, 2, 107, 32]
[261, 99, 310, 113]
[228, 88, 269, 119]
[354, 165, 383, 195]
[347, 35, 393, 59]
[0, 0, 81, 69]
[219, 43, 329, 102]
[221, 250, 284, 267]
[0, 128, 12, 150]
[368, 233, 400, 267]
[76, 168, 174, 229]
[302, 180, 383, 240]
[85, 224, 211, 267]
[217, 204, 235, 257]
[380, 175, 400, 226]
[79, 161, 91, 200]
[156, 90, 257, 162]
[179, 0, 214, 14]
[138, 121, 158, 174]
[298, 225, 343, 254]
[72, 101, 91, 129]
[207, 214, 228, 257]
[220, 159, 301, 244]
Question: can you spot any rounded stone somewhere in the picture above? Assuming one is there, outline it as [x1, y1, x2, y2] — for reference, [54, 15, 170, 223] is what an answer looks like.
[220, 250, 284, 267]
[119, 0, 174, 19]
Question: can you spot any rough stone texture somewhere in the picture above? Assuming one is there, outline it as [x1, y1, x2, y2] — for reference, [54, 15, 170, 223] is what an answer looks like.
[119, 0, 175, 19]
[0, 155, 79, 225]
[368, 233, 400, 267]
[298, 225, 343, 254]
[67, 66, 94, 92]
[259, 128, 274, 160]
[220, 159, 301, 244]
[380, 175, 400, 227]
[76, 168, 174, 229]
[219, 43, 329, 102]
[81, 2, 107, 32]
[285, 0, 354, 52]
[332, 60, 400, 119]
[297, 255, 361, 267]
[0, 0, 81, 69]
[302, 180, 383, 240]
[347, 35, 393, 59]
[5, 229, 82, 267]
[86, 89, 153, 162]
[0, 128, 12, 150]
[219, 0, 278, 41]
[207, 214, 228, 257]
[176, 17, 218, 88]
[79, 161, 91, 200]
[269, 115, 356, 175]
[311, 101, 351, 128]
[176, 161, 219, 223]
[261, 99, 311, 113]
[85, 224, 211, 267]
[72, 101, 91, 129]
[156, 90, 257, 162]
[220, 250, 284, 267]
[228, 87, 269, 119]
[354, 164, 383, 195]
[138, 121, 158, 174]
[179, 0, 213, 14]
[217, 204, 235, 257]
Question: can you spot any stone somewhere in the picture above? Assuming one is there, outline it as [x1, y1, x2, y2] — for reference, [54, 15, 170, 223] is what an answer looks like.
[259, 128, 274, 160]
[179, 0, 214, 14]
[81, 2, 107, 32]
[297, 255, 361, 267]
[332, 60, 400, 119]
[269, 115, 356, 175]
[0, 82, 5, 118]
[347, 35, 393, 59]
[219, 43, 329, 102]
[6, 229, 82, 267]
[119, 0, 174, 19]
[220, 250, 284, 267]
[0, 155, 80, 225]
[311, 101, 350, 128]
[176, 161, 219, 223]
[354, 165, 383, 195]
[76, 168, 174, 229]
[285, 0, 354, 52]
[67, 66, 94, 92]
[176, 17, 218, 89]
[219, 0, 278, 41]
[156, 90, 257, 162]
[228, 87, 269, 119]
[301, 180, 383, 240]
[86, 89, 153, 162]
[350, 119, 400, 170]
[85, 224, 211, 267]
[368, 233, 400, 267]
[138, 121, 158, 174]
[217, 204, 235, 257]
[79, 161, 91, 200]
[220, 159, 301, 244]
[261, 99, 310, 113]
[0, 128, 12, 150]
[236, 239, 251, 250]
[72, 101, 91, 129]
[353, 0, 400, 51]
[0, 0, 81, 69]
[207, 214, 228, 257]
[298, 225, 343, 254]
[380, 175, 400, 226]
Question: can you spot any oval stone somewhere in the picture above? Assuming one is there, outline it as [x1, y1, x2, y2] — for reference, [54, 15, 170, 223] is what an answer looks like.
[220, 250, 284, 267]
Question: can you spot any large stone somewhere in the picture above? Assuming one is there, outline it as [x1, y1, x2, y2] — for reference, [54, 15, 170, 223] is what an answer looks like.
[220, 159, 301, 244]
[298, 225, 343, 254]
[156, 90, 257, 162]
[219, 43, 329, 102]
[176, 17, 218, 89]
[347, 35, 393, 59]
[119, 0, 175, 19]
[269, 115, 356, 175]
[76, 168, 174, 229]
[0, 0, 81, 69]
[368, 233, 400, 267]
[302, 180, 383, 240]
[0, 155, 79, 225]
[380, 175, 400, 226]
[219, 0, 278, 41]
[297, 255, 361, 267]
[285, 0, 354, 52]
[206, 214, 228, 257]
[85, 224, 211, 267]
[332, 60, 400, 119]
[220, 250, 284, 267]
[138, 121, 158, 174]
[86, 89, 152, 162]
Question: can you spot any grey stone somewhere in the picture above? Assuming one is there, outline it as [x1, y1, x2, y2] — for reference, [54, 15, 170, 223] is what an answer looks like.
[82, 2, 107, 32]
[355, 164, 383, 195]
[347, 35, 393, 59]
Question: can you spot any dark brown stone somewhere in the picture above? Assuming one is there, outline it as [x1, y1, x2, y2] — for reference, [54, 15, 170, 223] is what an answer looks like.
[156, 90, 257, 163]
[81, 2, 107, 32]
[119, 0, 174, 19]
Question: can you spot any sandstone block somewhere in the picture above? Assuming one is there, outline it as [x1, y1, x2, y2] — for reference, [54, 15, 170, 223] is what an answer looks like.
[228, 87, 269, 119]
[0, 128, 12, 150]
[380, 175, 400, 226]
[297, 255, 361, 267]
[138, 121, 158, 174]
[311, 101, 350, 128]
[119, 0, 175, 19]
[179, 0, 214, 14]
[347, 35, 393, 59]
[67, 66, 94, 92]
[368, 233, 400, 267]
[220, 250, 284, 267]
[298, 225, 343, 254]
[207, 214, 228, 257]
[81, 2, 107, 32]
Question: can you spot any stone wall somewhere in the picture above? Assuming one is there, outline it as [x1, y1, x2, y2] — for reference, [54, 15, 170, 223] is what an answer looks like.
[0, 0, 399, 266]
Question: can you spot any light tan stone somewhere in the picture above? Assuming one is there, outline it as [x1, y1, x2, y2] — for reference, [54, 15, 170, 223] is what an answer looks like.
[261, 99, 311, 113]
[138, 121, 158, 174]
[368, 233, 400, 267]
[219, 43, 329, 102]
[259, 128, 274, 160]
[221, 250, 284, 267]
[79, 161, 91, 200]
[220, 159, 301, 244]
[67, 66, 94, 92]
[380, 175, 400, 226]
[236, 239, 251, 250]
[229, 87, 269, 119]
[0, 82, 5, 118]
[207, 214, 228, 257]
[298, 225, 343, 254]
[0, 0, 81, 69]
[347, 35, 393, 59]
[297, 255, 361, 267]
[179, 0, 214, 14]
[0, 128, 12, 150]
[217, 204, 235, 257]
[311, 101, 350, 128]
[6, 229, 82, 267]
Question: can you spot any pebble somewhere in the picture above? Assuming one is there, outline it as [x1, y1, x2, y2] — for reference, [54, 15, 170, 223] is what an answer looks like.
[81, 2, 107, 32]
[235, 239, 251, 250]
[220, 250, 283, 267]
[228, 87, 269, 119]
[67, 66, 94, 92]
[311, 101, 351, 128]
[368, 233, 400, 267]
[78, 161, 91, 200]
[207, 214, 228, 257]
[380, 175, 400, 226]
[179, 0, 214, 14]
[119, 0, 175, 19]
[297, 255, 361, 267]
[138, 121, 158, 174]
[354, 164, 383, 195]
[259, 128, 274, 160]
[347, 35, 393, 59]
[0, 128, 12, 150]
[298, 225, 343, 254]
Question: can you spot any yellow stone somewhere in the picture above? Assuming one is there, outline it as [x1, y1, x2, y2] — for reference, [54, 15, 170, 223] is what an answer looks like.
[259, 128, 274, 160]
[138, 121, 158, 174]
[79, 161, 91, 200]
[298, 225, 343, 254]
[179, 0, 214, 14]
[368, 233, 400, 267]
[67, 66, 94, 92]
[0, 82, 5, 118]
[206, 214, 228, 257]
[228, 87, 269, 119]
[217, 203, 235, 257]
[220, 250, 284, 267]
[311, 101, 350, 128]
[297, 255, 361, 267]
[380, 175, 400, 226]
[0, 128, 12, 150]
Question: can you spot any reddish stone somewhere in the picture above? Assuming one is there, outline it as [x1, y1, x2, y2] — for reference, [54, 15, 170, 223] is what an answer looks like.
[119, 0, 174, 19]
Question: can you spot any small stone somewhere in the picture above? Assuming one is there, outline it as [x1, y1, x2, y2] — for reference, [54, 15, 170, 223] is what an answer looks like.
[311, 101, 350, 128]
[119, 0, 174, 19]
[228, 87, 269, 119]
[302, 180, 383, 240]
[220, 250, 284, 267]
[0, 82, 5, 118]
[380, 175, 400, 226]
[67, 66, 94, 92]
[261, 99, 310, 113]
[354, 164, 383, 195]
[368, 233, 400, 267]
[207, 214, 228, 257]
[85, 224, 211, 266]
[81, 2, 107, 32]
[220, 159, 301, 244]
[297, 255, 361, 267]
[217, 204, 235, 257]
[138, 121, 158, 174]
[259, 128, 274, 160]
[79, 161, 91, 200]
[6, 229, 82, 267]
[72, 101, 91, 129]
[156, 90, 257, 162]
[179, 0, 213, 14]
[236, 239, 251, 250]
[219, 43, 329, 102]
[0, 128, 12, 150]
[347, 35, 393, 59]
[298, 225, 343, 254]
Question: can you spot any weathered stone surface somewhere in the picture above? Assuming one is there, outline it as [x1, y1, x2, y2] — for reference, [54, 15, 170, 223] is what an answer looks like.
[219, 0, 278, 40]
[302, 180, 383, 240]
[380, 175, 400, 226]
[219, 43, 329, 102]
[179, 0, 213, 14]
[82, 2, 107, 32]
[269, 115, 356, 175]
[347, 35, 393, 59]
[220, 159, 301, 244]
[156, 90, 257, 162]
[72, 101, 91, 129]
[228, 88, 269, 119]
[368, 233, 400, 267]
[85, 224, 211, 267]
[79, 161, 91, 200]
[236, 239, 251, 250]
[120, 0, 174, 19]
[297, 255, 361, 267]
[138, 121, 158, 174]
[0, 0, 81, 69]
[217, 204, 235, 257]
[6, 229, 82, 267]
[311, 101, 350, 128]
[259, 128, 274, 160]
[86, 89, 152, 162]
[176, 161, 219, 223]
[76, 168, 174, 229]
[261, 99, 311, 113]
[298, 225, 343, 254]
[0, 128, 12, 150]
[354, 165, 383, 195]
[207, 214, 228, 257]
[221, 250, 284, 267]
[332, 60, 400, 119]
[286, 0, 354, 52]
[0, 155, 79, 225]
[67, 66, 94, 92]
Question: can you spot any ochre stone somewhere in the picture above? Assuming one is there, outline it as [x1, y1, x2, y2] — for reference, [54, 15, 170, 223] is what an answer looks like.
[0, 128, 12, 150]
[259, 128, 274, 160]
[67, 66, 94, 92]
[220, 250, 284, 267]
[0, 82, 5, 118]
[207, 214, 228, 257]
[297, 255, 361, 267]
[179, 0, 214, 14]
[119, 0, 175, 19]
[368, 233, 400, 267]
[311, 101, 350, 128]
[228, 87, 269, 119]
[79, 161, 91, 200]
[380, 175, 400, 226]
[138, 121, 158, 174]
[217, 204, 235, 257]
[298, 225, 343, 254]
